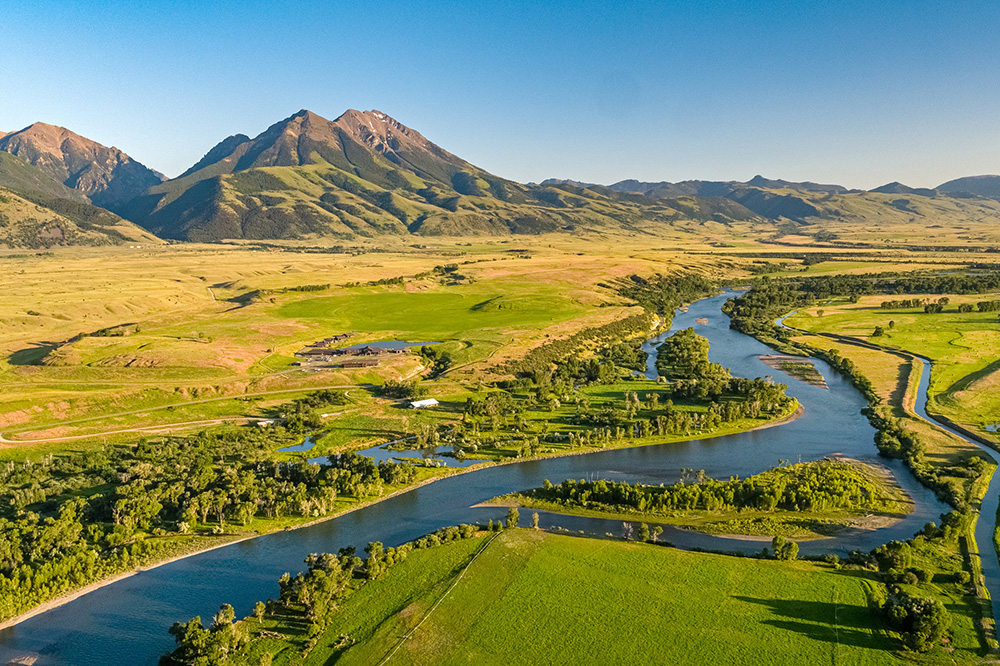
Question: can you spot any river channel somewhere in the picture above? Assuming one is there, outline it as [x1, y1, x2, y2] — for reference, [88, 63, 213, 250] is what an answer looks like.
[0, 291, 963, 665]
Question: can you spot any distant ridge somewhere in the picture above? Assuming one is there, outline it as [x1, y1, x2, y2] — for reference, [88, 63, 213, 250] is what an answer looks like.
[937, 175, 1000, 200]
[868, 181, 938, 197]
[537, 178, 596, 188]
[745, 175, 848, 194]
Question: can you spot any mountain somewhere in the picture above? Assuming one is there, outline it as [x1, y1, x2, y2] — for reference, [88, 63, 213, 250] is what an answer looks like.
[745, 175, 848, 194]
[609, 175, 847, 197]
[538, 178, 596, 188]
[868, 182, 938, 197]
[605, 178, 824, 222]
[0, 123, 163, 213]
[123, 109, 679, 241]
[0, 184, 160, 248]
[937, 175, 1000, 200]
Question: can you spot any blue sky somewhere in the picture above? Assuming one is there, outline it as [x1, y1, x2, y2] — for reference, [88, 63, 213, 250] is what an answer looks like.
[2, 0, 998, 188]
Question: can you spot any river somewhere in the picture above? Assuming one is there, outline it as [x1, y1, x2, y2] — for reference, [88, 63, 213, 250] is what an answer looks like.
[0, 291, 962, 665]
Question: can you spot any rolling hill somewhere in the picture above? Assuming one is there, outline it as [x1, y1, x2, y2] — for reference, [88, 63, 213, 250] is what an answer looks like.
[0, 185, 160, 248]
[0, 151, 161, 248]
[0, 123, 163, 213]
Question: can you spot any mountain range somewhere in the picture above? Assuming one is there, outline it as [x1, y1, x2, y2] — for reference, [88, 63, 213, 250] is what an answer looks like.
[2, 109, 1000, 247]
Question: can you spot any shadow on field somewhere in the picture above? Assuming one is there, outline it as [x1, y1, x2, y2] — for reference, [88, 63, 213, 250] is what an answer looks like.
[732, 594, 890, 651]
[939, 357, 1000, 399]
[889, 361, 910, 407]
[8, 342, 58, 365]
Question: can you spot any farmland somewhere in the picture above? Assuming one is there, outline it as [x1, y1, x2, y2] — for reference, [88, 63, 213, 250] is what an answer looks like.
[211, 528, 984, 666]
[784, 294, 1000, 445]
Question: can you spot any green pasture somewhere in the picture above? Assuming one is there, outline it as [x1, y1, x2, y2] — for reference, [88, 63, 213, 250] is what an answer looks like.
[785, 293, 1000, 439]
[243, 529, 983, 666]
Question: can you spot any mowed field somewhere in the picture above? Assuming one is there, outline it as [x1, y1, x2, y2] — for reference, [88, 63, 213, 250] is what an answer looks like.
[245, 529, 962, 666]
[785, 293, 1000, 443]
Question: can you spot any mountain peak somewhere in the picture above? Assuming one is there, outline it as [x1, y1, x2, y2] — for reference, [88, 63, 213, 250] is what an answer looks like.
[0, 122, 163, 212]
[868, 181, 937, 196]
[937, 174, 1000, 200]
[290, 109, 328, 124]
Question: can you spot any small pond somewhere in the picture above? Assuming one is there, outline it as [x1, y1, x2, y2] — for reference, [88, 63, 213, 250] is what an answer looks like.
[337, 340, 440, 351]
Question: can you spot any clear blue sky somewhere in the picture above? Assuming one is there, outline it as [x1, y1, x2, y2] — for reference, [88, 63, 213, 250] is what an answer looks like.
[3, 0, 998, 188]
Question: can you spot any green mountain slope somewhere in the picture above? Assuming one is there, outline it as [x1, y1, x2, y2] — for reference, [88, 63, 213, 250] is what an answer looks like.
[0, 185, 161, 248]
[123, 109, 724, 241]
[0, 152, 87, 201]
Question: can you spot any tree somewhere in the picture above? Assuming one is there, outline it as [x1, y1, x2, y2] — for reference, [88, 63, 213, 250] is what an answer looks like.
[506, 507, 519, 529]
[772, 536, 798, 560]
[872, 326, 885, 337]
[638, 523, 650, 542]
[365, 542, 385, 580]
[885, 592, 951, 652]
[652, 525, 663, 542]
[532, 512, 539, 529]
[212, 603, 235, 631]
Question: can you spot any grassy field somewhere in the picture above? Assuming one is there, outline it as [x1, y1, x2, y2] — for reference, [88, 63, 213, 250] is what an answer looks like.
[785, 293, 1000, 445]
[785, 335, 992, 506]
[1, 234, 997, 452]
[231, 528, 984, 665]
[0, 239, 710, 449]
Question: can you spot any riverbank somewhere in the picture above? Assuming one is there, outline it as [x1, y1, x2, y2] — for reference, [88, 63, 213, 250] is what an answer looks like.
[0, 400, 803, 632]
[0, 466, 463, 632]
[0, 535, 253, 633]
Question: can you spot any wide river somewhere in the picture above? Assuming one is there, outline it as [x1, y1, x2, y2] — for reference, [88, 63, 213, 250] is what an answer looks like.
[0, 291, 974, 664]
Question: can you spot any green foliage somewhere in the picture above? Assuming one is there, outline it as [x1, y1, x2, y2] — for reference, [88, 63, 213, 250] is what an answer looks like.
[522, 460, 898, 516]
[656, 328, 732, 399]
[0, 390, 415, 622]
[613, 273, 715, 315]
[884, 591, 951, 652]
[500, 312, 656, 377]
[505, 506, 519, 529]
[375, 379, 428, 400]
[416, 345, 452, 377]
[771, 535, 799, 560]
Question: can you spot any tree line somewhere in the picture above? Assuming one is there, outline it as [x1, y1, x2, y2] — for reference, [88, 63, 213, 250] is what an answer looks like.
[521, 460, 893, 516]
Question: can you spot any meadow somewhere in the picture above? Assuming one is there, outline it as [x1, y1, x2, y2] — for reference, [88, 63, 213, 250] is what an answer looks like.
[229, 528, 984, 665]
[785, 294, 1000, 444]
[1, 225, 997, 453]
